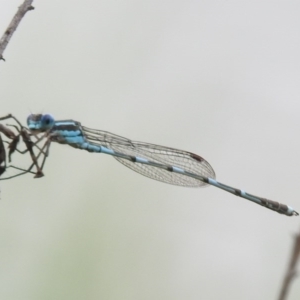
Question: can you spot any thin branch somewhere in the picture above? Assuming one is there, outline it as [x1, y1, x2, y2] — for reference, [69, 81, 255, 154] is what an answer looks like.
[278, 228, 300, 300]
[0, 0, 35, 61]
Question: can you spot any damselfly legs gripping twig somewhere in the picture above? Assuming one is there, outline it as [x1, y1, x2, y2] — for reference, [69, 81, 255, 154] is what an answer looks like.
[0, 114, 44, 179]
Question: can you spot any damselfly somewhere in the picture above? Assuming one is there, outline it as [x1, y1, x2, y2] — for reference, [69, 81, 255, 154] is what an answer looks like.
[0, 113, 298, 217]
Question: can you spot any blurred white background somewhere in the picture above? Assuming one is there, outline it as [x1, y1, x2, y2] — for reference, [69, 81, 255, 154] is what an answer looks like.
[0, 1, 300, 299]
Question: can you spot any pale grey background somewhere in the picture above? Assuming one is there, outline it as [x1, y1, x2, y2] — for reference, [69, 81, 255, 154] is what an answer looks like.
[0, 1, 300, 299]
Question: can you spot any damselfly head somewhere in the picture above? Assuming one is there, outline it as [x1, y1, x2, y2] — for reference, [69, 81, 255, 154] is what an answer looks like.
[27, 114, 55, 132]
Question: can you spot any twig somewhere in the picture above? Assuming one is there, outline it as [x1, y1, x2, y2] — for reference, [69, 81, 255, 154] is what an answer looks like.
[278, 228, 300, 300]
[0, 0, 35, 61]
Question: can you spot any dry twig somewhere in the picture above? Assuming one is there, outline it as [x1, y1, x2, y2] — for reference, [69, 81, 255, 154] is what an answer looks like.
[278, 229, 300, 300]
[0, 0, 34, 61]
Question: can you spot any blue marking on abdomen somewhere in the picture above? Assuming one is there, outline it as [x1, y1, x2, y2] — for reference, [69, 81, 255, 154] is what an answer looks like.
[135, 157, 149, 163]
[172, 166, 185, 174]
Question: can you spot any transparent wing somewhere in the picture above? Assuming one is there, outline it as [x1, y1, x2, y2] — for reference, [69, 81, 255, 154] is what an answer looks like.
[82, 126, 216, 187]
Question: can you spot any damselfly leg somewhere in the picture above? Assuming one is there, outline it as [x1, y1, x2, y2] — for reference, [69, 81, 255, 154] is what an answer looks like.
[0, 115, 46, 179]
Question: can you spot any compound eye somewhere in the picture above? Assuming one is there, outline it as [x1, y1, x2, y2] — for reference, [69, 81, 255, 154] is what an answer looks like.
[41, 114, 54, 126]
